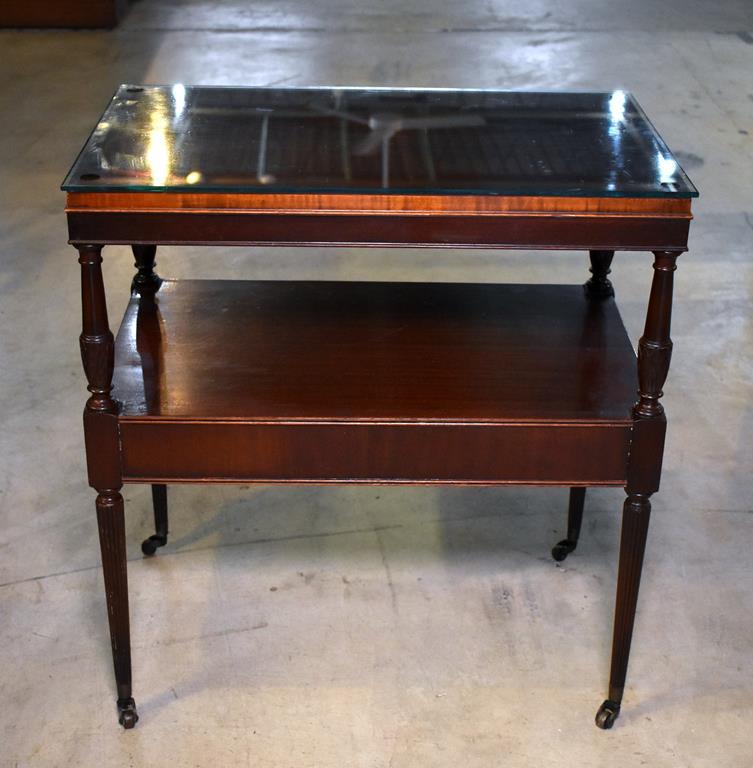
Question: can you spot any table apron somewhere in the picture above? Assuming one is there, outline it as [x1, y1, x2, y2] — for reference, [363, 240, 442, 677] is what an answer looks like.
[67, 211, 690, 250]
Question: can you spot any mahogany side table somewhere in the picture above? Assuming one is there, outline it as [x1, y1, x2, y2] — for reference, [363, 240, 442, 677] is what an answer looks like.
[62, 85, 697, 729]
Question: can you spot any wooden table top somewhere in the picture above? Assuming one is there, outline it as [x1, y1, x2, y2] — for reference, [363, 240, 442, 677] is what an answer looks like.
[63, 86, 695, 249]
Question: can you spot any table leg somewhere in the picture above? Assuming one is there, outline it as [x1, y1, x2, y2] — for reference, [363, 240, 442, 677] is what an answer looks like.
[552, 250, 615, 563]
[130, 245, 169, 558]
[131, 244, 162, 294]
[96, 490, 137, 728]
[77, 244, 138, 729]
[551, 487, 586, 562]
[596, 249, 679, 729]
[142, 484, 169, 556]
[551, 249, 616, 564]
[585, 250, 615, 299]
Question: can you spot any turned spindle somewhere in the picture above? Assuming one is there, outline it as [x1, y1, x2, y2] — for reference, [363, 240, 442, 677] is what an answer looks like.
[131, 244, 162, 294]
[584, 250, 615, 300]
[78, 244, 115, 414]
[635, 251, 679, 419]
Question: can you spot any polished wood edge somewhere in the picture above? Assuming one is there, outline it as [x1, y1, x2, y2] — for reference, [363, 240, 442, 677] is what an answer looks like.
[120, 477, 627, 486]
[117, 417, 634, 426]
[67, 210, 689, 250]
[71, 239, 690, 252]
[67, 192, 693, 217]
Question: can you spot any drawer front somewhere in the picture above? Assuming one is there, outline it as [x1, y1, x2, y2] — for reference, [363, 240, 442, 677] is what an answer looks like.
[120, 420, 631, 485]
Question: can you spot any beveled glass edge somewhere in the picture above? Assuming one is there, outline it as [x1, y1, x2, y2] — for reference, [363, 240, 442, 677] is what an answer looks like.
[63, 183, 699, 198]
[626, 92, 699, 198]
[60, 84, 700, 199]
[61, 84, 123, 193]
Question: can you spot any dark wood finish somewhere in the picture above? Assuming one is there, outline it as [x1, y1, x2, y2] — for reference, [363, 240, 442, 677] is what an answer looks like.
[626, 415, 667, 495]
[119, 421, 631, 485]
[66, 192, 692, 251]
[0, 0, 127, 28]
[66, 209, 690, 251]
[78, 245, 115, 415]
[131, 245, 162, 295]
[596, 249, 680, 729]
[66, 97, 693, 728]
[585, 250, 615, 299]
[551, 487, 586, 561]
[69, 241, 690, 729]
[83, 409, 121, 491]
[141, 484, 168, 556]
[567, 487, 586, 544]
[596, 491, 652, 729]
[77, 245, 121, 490]
[111, 280, 635, 484]
[113, 281, 638, 422]
[70, 244, 689, 728]
[635, 252, 679, 419]
[96, 490, 137, 728]
[77, 244, 135, 726]
[609, 493, 651, 704]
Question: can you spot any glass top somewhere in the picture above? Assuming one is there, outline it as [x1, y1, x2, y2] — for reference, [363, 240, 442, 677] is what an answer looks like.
[62, 85, 698, 198]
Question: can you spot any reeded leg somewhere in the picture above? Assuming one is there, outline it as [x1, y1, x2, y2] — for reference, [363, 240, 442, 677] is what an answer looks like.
[131, 244, 161, 294]
[142, 484, 168, 556]
[585, 250, 615, 299]
[97, 490, 138, 728]
[77, 243, 138, 728]
[596, 493, 651, 729]
[596, 250, 679, 729]
[552, 487, 586, 562]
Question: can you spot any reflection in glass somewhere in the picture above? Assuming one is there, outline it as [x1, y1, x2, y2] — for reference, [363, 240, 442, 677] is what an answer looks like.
[172, 83, 186, 118]
[657, 153, 678, 184]
[62, 86, 698, 199]
[146, 123, 170, 187]
[142, 88, 173, 186]
[608, 90, 626, 124]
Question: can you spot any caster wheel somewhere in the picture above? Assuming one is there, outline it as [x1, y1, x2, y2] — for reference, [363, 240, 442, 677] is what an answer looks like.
[551, 539, 575, 562]
[595, 700, 620, 730]
[117, 697, 139, 729]
[141, 534, 166, 556]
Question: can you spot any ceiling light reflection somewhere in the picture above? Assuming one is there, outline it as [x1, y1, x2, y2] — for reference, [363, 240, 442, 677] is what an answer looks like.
[609, 90, 626, 122]
[147, 124, 170, 186]
[657, 153, 677, 184]
[172, 83, 186, 117]
[146, 90, 172, 186]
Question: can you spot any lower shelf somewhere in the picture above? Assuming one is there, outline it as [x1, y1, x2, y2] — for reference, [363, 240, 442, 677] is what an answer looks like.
[112, 279, 637, 484]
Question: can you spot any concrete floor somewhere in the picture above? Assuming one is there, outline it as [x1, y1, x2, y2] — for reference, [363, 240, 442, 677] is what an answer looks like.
[1, 0, 753, 765]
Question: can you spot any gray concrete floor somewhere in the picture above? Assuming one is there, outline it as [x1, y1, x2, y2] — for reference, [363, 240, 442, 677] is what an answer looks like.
[1, 0, 753, 765]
